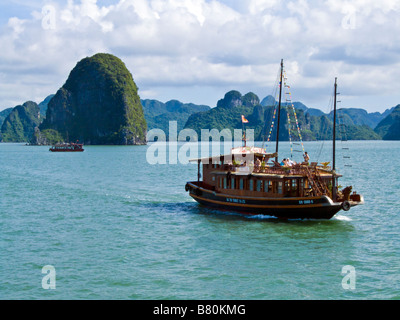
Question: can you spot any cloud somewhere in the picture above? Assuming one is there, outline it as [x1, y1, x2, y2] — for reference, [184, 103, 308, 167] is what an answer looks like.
[248, 0, 280, 14]
[0, 0, 400, 112]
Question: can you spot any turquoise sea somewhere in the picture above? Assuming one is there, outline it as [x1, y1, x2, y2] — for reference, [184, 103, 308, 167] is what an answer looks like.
[0, 141, 399, 300]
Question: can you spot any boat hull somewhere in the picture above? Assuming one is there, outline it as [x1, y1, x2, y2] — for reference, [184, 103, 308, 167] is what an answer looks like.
[186, 182, 345, 220]
[49, 149, 84, 152]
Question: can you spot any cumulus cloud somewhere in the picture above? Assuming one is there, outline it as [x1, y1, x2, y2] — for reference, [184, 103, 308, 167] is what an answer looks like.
[0, 0, 400, 111]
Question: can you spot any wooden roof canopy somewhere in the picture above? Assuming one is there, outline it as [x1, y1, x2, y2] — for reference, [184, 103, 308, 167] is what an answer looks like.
[189, 146, 278, 163]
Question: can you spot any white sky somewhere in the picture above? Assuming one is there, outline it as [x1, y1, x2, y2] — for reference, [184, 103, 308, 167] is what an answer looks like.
[1, 0, 400, 113]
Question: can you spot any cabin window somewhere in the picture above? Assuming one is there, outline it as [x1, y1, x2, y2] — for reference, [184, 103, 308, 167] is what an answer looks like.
[224, 178, 227, 189]
[277, 181, 283, 194]
[212, 176, 216, 182]
[284, 179, 297, 194]
[239, 178, 244, 190]
[264, 180, 269, 193]
[249, 179, 254, 191]
[256, 180, 262, 192]
[285, 180, 290, 191]
[231, 177, 235, 189]
[272, 181, 277, 193]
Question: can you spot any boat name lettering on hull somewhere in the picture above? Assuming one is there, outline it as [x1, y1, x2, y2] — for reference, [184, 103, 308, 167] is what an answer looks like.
[299, 200, 314, 205]
[226, 198, 246, 204]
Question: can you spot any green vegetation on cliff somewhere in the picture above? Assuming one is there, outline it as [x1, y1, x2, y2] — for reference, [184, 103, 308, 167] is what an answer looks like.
[38, 95, 54, 117]
[39, 53, 147, 145]
[184, 91, 259, 136]
[0, 108, 13, 127]
[31, 128, 64, 145]
[184, 91, 381, 141]
[1, 101, 41, 142]
[142, 99, 210, 135]
[374, 105, 400, 140]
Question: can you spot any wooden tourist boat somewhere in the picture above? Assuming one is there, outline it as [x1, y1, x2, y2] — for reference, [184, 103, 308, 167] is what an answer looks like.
[185, 60, 364, 219]
[49, 142, 84, 152]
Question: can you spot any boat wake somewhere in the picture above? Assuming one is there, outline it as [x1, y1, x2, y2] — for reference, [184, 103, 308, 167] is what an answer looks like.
[333, 214, 353, 221]
[246, 214, 278, 220]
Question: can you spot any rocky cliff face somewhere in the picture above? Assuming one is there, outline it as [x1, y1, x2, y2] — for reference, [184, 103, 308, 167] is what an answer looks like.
[1, 101, 41, 142]
[142, 98, 210, 136]
[374, 105, 400, 140]
[39, 53, 147, 145]
[184, 90, 381, 141]
[38, 94, 55, 117]
[184, 91, 261, 138]
[0, 108, 13, 128]
[216, 90, 245, 109]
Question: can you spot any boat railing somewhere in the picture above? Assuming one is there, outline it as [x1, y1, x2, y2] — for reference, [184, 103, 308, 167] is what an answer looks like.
[251, 164, 304, 175]
[225, 162, 332, 177]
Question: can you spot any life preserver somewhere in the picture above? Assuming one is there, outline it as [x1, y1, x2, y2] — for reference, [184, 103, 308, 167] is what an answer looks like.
[342, 201, 351, 211]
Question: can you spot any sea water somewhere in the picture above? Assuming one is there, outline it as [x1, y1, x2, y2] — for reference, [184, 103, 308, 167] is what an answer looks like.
[0, 141, 399, 299]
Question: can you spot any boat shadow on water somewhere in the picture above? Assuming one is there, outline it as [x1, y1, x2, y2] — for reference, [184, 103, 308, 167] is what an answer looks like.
[129, 199, 356, 227]
[192, 204, 356, 226]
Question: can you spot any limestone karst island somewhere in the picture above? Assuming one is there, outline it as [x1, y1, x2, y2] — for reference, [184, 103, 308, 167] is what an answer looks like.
[1, 53, 400, 144]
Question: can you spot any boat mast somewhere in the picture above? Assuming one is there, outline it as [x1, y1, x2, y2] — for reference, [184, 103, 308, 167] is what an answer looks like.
[332, 77, 337, 201]
[275, 59, 284, 163]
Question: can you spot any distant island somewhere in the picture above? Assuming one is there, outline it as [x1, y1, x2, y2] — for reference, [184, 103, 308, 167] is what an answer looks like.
[184, 91, 395, 141]
[374, 105, 400, 140]
[0, 53, 399, 144]
[26, 53, 146, 145]
[0, 101, 42, 142]
[141, 99, 210, 137]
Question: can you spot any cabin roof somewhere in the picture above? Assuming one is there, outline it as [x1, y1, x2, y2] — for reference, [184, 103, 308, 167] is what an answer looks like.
[189, 147, 277, 163]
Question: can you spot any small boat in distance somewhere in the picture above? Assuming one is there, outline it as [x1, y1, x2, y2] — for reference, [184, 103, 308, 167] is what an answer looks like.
[185, 60, 364, 219]
[49, 142, 84, 152]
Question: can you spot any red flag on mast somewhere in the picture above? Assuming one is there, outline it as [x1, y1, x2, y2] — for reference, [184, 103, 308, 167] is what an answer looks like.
[241, 115, 249, 123]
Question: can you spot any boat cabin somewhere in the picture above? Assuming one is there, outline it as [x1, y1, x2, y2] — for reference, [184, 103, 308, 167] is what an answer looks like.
[191, 149, 339, 199]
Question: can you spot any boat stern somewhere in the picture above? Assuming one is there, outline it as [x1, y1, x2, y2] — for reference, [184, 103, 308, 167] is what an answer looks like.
[336, 193, 364, 212]
[349, 193, 364, 208]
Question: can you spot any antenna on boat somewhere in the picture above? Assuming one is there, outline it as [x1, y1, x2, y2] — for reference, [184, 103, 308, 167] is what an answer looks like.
[332, 77, 337, 201]
[275, 59, 284, 163]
